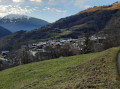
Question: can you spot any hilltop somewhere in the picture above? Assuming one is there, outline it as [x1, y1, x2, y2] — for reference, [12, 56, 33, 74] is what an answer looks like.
[0, 47, 120, 89]
[77, 2, 120, 14]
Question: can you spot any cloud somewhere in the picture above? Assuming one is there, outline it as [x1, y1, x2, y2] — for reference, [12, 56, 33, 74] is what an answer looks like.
[74, 0, 93, 8]
[74, 0, 85, 6]
[47, 0, 71, 6]
[30, 0, 42, 3]
[0, 5, 35, 17]
[56, 9, 67, 13]
[61, 0, 67, 3]
[48, 0, 56, 5]
[84, 5, 92, 9]
[12, 0, 24, 3]
[43, 7, 67, 14]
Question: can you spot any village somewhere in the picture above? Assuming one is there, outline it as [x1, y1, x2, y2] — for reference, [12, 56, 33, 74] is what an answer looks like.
[0, 35, 106, 70]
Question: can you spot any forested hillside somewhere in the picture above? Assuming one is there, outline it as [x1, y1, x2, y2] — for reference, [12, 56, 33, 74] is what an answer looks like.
[0, 2, 120, 50]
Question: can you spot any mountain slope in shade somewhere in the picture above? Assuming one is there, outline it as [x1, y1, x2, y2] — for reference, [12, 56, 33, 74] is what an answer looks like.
[21, 2, 120, 39]
[0, 2, 120, 50]
[0, 26, 12, 37]
[0, 14, 49, 32]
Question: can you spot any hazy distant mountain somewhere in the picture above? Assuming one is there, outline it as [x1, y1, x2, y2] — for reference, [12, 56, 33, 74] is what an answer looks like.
[0, 14, 49, 32]
[0, 26, 11, 37]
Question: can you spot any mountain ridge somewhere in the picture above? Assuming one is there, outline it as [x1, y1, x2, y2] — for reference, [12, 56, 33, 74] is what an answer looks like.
[77, 1, 120, 15]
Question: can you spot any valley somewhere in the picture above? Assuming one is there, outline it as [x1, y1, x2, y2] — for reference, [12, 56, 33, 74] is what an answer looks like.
[0, 2, 120, 51]
[0, 1, 120, 89]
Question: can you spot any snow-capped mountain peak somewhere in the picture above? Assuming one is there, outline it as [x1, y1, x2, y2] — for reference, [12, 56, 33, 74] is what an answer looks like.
[0, 14, 49, 32]
[2, 14, 30, 20]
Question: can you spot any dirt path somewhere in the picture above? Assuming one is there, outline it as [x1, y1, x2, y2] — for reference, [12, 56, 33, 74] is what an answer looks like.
[117, 53, 120, 74]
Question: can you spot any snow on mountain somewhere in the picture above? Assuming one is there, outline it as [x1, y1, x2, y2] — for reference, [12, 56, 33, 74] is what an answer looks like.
[1, 14, 30, 23]
[0, 14, 49, 32]
[2, 14, 30, 20]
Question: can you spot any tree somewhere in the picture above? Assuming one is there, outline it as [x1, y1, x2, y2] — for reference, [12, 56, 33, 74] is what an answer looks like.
[82, 33, 91, 54]
[0, 60, 3, 71]
[20, 50, 30, 64]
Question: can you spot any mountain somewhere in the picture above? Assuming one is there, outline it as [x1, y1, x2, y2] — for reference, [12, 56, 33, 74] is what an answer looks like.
[0, 47, 120, 88]
[0, 2, 120, 50]
[0, 14, 49, 32]
[0, 26, 11, 37]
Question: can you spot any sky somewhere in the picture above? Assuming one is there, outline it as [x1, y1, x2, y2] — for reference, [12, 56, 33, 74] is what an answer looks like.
[0, 0, 119, 22]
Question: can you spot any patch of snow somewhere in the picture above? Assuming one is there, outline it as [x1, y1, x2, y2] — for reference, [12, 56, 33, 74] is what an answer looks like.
[2, 14, 30, 20]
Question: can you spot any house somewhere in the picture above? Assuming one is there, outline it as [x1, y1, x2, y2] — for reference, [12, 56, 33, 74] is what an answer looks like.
[1, 51, 9, 55]
[21, 45, 29, 50]
[30, 50, 37, 56]
[89, 36, 98, 41]
[37, 49, 46, 52]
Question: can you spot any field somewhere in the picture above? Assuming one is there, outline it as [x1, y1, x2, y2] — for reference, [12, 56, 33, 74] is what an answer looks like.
[0, 47, 120, 89]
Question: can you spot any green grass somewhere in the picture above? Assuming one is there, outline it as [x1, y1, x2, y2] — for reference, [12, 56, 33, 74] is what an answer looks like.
[56, 30, 72, 38]
[70, 24, 88, 30]
[0, 47, 120, 89]
[28, 39, 47, 44]
[56, 24, 88, 38]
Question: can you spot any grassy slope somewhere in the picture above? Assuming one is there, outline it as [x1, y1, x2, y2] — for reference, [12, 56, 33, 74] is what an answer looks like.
[0, 47, 120, 89]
